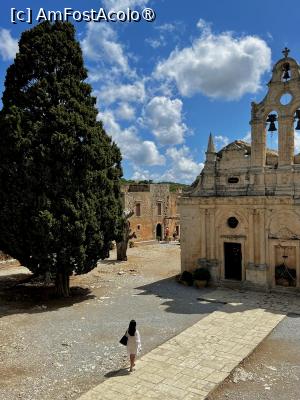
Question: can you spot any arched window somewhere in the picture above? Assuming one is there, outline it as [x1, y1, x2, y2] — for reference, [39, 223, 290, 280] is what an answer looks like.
[135, 202, 141, 217]
[157, 202, 162, 216]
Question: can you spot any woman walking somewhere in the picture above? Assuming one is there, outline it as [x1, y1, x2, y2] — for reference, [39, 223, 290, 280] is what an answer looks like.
[126, 320, 141, 372]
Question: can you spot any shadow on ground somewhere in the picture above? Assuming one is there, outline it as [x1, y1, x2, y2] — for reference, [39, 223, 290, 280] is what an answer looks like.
[0, 272, 95, 318]
[136, 276, 223, 315]
[97, 259, 125, 266]
[105, 368, 130, 378]
[136, 276, 299, 318]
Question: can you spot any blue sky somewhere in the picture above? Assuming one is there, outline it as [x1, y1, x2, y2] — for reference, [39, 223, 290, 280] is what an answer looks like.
[1, 0, 300, 183]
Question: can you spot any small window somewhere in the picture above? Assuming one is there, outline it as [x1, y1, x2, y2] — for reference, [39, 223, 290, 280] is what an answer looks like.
[137, 224, 141, 230]
[280, 92, 293, 105]
[227, 217, 239, 229]
[136, 203, 141, 217]
[228, 177, 239, 184]
[157, 202, 162, 216]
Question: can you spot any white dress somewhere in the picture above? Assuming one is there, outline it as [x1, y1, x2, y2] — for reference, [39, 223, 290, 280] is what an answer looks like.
[126, 330, 142, 355]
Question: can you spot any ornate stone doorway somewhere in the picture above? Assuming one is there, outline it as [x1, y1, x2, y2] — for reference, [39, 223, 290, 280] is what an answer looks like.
[224, 242, 242, 280]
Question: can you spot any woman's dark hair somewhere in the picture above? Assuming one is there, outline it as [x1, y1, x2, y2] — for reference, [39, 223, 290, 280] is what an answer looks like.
[128, 320, 136, 336]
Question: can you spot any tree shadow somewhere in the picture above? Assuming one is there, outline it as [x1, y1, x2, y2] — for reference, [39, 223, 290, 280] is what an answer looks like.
[135, 275, 300, 317]
[98, 259, 126, 266]
[0, 272, 95, 318]
[104, 368, 130, 378]
[135, 276, 223, 315]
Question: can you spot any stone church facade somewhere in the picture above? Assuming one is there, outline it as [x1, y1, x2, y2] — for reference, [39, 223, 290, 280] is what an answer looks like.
[180, 49, 300, 291]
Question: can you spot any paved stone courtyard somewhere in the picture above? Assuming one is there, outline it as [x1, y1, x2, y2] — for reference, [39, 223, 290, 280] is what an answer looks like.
[79, 288, 300, 400]
[208, 314, 300, 400]
[2, 245, 300, 400]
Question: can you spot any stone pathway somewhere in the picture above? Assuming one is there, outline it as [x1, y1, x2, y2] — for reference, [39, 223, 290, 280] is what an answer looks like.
[78, 288, 300, 400]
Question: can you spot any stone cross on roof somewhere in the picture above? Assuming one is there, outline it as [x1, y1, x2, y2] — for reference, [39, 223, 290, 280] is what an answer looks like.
[282, 47, 290, 58]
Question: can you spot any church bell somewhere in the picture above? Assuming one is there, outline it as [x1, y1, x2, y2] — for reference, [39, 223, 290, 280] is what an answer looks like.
[282, 62, 291, 80]
[283, 70, 290, 80]
[267, 114, 277, 132]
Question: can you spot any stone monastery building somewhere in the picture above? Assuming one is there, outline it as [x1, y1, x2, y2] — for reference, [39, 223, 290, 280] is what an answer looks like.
[121, 183, 180, 242]
[180, 49, 300, 291]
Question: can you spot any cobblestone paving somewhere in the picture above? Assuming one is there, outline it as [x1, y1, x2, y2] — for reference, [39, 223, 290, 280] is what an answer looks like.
[78, 288, 300, 400]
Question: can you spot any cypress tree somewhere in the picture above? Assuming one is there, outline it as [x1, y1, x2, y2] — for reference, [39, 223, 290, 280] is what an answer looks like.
[0, 21, 123, 297]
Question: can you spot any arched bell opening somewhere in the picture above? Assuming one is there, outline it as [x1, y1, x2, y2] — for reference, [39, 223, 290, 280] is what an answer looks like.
[266, 111, 278, 149]
[294, 108, 300, 160]
[281, 61, 291, 82]
[266, 111, 279, 166]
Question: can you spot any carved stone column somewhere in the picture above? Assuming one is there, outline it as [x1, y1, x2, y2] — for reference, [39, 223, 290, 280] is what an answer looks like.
[250, 119, 266, 168]
[278, 115, 294, 166]
[200, 208, 206, 260]
[259, 209, 266, 267]
[248, 208, 255, 268]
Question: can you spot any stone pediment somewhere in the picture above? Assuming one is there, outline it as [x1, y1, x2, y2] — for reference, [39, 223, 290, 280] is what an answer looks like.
[217, 140, 251, 156]
[269, 227, 300, 240]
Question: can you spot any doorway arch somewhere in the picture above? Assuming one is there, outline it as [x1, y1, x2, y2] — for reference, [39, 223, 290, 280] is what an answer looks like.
[156, 224, 162, 240]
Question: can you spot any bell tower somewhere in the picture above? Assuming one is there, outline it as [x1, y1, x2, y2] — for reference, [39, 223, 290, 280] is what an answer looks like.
[250, 48, 300, 194]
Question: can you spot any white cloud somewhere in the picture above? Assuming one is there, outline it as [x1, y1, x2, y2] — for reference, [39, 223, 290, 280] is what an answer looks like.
[155, 20, 271, 100]
[143, 96, 187, 145]
[134, 141, 165, 166]
[100, 110, 165, 166]
[146, 37, 165, 49]
[159, 146, 204, 183]
[131, 145, 204, 183]
[81, 23, 131, 75]
[147, 22, 184, 50]
[132, 167, 151, 181]
[0, 29, 18, 61]
[98, 81, 145, 105]
[103, 0, 149, 10]
[155, 23, 177, 33]
[241, 131, 251, 142]
[214, 135, 230, 150]
[127, 145, 204, 184]
[116, 103, 136, 120]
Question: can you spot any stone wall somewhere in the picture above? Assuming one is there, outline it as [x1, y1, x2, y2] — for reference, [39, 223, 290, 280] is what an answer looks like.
[180, 51, 300, 292]
[122, 184, 180, 241]
[180, 196, 300, 290]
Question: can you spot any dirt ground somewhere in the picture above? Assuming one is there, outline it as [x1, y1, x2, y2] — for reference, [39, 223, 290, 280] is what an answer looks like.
[0, 243, 221, 400]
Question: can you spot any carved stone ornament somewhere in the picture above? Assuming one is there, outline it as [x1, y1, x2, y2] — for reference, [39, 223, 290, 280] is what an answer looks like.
[269, 227, 300, 240]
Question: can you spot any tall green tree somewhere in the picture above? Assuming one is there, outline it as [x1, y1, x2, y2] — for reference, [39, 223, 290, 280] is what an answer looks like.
[0, 21, 123, 297]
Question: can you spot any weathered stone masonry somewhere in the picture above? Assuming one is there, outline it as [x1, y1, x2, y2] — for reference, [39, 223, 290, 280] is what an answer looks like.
[121, 183, 180, 241]
[180, 50, 300, 291]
